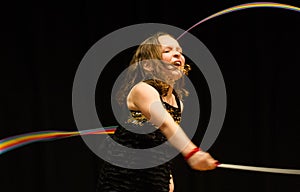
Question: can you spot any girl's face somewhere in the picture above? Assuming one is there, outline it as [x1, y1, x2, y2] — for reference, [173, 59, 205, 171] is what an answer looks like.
[158, 35, 185, 80]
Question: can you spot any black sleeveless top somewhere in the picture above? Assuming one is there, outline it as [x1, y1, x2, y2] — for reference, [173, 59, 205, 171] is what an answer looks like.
[96, 81, 182, 192]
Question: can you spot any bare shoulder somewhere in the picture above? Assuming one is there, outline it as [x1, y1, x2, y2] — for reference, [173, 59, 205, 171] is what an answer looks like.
[129, 82, 159, 98]
[127, 82, 160, 110]
[180, 100, 184, 112]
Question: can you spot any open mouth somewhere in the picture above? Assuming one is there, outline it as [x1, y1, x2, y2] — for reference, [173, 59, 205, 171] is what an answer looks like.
[173, 61, 182, 67]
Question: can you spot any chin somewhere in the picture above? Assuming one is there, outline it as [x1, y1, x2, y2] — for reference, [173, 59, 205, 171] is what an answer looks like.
[171, 71, 183, 81]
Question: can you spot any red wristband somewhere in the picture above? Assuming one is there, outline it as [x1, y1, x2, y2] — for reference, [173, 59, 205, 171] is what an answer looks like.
[184, 147, 201, 161]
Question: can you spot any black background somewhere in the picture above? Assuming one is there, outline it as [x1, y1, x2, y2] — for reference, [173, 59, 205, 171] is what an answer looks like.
[1, 1, 300, 192]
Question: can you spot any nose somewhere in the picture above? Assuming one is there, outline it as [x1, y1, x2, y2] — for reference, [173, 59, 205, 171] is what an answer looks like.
[173, 50, 181, 58]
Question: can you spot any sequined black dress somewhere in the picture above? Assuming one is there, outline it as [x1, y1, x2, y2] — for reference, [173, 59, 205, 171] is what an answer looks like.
[96, 81, 182, 192]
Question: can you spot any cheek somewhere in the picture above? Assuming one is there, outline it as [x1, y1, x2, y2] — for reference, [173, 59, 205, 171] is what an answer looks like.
[162, 54, 172, 62]
[181, 55, 186, 63]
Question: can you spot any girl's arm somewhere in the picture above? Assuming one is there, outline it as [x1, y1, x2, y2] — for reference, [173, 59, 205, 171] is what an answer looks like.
[127, 82, 218, 171]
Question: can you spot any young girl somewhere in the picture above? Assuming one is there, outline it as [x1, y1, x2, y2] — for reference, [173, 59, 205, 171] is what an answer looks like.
[96, 32, 218, 192]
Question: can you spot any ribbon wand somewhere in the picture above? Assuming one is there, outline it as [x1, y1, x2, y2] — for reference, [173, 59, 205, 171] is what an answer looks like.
[216, 163, 300, 175]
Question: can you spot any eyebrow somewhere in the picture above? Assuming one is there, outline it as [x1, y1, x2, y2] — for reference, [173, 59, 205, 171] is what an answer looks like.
[162, 45, 182, 51]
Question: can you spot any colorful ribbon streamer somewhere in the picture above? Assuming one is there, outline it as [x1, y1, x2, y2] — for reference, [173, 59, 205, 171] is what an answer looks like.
[2, 2, 300, 176]
[0, 126, 117, 155]
[177, 2, 300, 40]
[176, 1, 300, 175]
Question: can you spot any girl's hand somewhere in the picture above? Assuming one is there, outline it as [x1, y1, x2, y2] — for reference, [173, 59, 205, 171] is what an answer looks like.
[187, 151, 218, 171]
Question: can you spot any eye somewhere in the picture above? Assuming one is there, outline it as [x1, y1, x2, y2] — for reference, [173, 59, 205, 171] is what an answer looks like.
[177, 49, 183, 54]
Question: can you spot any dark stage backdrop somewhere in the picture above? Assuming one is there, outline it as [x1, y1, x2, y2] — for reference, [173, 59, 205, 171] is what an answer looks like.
[1, 1, 300, 192]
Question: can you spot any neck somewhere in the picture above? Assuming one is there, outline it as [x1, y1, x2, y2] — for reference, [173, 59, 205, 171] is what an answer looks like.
[162, 85, 178, 107]
[166, 85, 173, 97]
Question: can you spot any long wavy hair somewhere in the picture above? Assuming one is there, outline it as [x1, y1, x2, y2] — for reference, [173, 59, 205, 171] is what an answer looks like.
[116, 32, 191, 105]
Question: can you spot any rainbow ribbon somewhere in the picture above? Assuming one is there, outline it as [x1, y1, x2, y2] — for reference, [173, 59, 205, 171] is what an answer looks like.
[0, 126, 117, 155]
[177, 2, 300, 40]
[2, 1, 300, 160]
